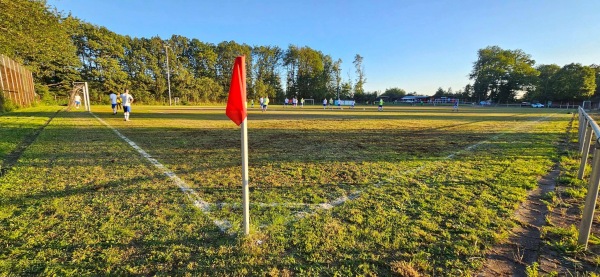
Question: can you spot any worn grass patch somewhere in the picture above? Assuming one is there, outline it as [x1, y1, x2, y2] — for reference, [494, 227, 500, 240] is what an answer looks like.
[0, 105, 571, 276]
[0, 106, 59, 170]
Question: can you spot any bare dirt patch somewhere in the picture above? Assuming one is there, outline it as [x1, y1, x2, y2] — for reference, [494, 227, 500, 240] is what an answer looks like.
[477, 165, 559, 276]
[479, 113, 600, 276]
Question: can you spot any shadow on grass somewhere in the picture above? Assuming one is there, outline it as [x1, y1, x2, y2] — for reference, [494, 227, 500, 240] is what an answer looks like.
[41, 106, 568, 123]
[0, 109, 60, 176]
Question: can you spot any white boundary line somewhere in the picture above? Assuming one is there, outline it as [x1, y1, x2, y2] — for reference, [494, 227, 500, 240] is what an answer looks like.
[91, 111, 555, 232]
[296, 114, 557, 213]
[89, 112, 232, 232]
[212, 114, 557, 215]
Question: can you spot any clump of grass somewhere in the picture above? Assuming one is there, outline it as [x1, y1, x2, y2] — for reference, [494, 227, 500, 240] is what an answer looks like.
[563, 187, 587, 199]
[542, 225, 586, 255]
[525, 262, 540, 277]
[390, 261, 420, 277]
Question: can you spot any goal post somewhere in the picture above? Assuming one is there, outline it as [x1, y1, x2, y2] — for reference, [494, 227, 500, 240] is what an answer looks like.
[582, 100, 591, 111]
[304, 99, 314, 105]
[71, 82, 91, 112]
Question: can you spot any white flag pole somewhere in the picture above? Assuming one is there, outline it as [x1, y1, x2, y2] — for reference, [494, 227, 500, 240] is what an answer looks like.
[241, 118, 250, 235]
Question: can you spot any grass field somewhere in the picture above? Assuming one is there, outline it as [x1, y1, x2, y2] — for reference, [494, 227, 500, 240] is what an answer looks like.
[0, 104, 585, 275]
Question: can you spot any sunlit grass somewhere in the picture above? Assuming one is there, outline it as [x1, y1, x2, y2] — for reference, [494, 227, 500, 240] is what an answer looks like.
[0, 106, 59, 169]
[0, 104, 573, 275]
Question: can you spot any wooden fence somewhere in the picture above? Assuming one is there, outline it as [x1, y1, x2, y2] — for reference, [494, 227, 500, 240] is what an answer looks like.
[0, 54, 35, 107]
[576, 106, 600, 249]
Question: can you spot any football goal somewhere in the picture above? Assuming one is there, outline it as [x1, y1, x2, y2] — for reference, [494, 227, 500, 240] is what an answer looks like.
[304, 99, 315, 105]
[70, 82, 91, 112]
[582, 100, 592, 110]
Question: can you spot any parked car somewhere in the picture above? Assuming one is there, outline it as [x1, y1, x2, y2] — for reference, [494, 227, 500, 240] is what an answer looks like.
[531, 103, 544, 108]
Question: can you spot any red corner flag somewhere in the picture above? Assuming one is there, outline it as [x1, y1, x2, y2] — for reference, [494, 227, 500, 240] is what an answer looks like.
[226, 56, 247, 126]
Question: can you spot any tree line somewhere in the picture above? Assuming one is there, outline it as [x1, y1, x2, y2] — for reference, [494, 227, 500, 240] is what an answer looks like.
[388, 46, 599, 104]
[1, 0, 368, 105]
[2, 1, 597, 107]
[468, 46, 599, 104]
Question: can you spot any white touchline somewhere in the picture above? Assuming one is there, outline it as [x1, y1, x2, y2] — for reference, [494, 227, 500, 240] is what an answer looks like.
[303, 113, 557, 212]
[216, 114, 557, 216]
[91, 111, 555, 232]
[90, 112, 232, 232]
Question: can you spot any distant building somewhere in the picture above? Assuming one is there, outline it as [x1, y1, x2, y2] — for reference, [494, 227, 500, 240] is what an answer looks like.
[399, 95, 430, 103]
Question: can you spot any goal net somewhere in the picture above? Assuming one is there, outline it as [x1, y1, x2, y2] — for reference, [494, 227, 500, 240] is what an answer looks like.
[69, 82, 91, 111]
[582, 100, 592, 110]
[304, 99, 314, 105]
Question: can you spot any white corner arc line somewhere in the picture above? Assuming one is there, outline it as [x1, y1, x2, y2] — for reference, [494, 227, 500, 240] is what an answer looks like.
[90, 111, 556, 231]
[89, 113, 232, 232]
[307, 114, 557, 212]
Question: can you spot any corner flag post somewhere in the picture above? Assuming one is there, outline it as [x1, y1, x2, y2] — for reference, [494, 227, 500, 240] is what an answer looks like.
[226, 56, 250, 235]
[241, 112, 249, 235]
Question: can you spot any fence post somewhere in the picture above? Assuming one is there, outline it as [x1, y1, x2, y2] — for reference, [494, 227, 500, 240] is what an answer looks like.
[578, 138, 600, 248]
[18, 65, 27, 106]
[579, 109, 586, 151]
[29, 71, 35, 104]
[9, 59, 21, 106]
[0, 55, 4, 100]
[578, 125, 594, 179]
[2, 56, 13, 104]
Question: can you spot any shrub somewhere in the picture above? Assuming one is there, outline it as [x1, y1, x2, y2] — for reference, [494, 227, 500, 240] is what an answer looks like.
[37, 84, 56, 105]
[1, 98, 17, 113]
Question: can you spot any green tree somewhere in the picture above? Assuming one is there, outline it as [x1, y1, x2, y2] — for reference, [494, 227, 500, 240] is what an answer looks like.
[525, 64, 560, 102]
[433, 87, 445, 98]
[122, 37, 159, 103]
[470, 46, 539, 103]
[188, 39, 218, 79]
[0, 0, 80, 97]
[71, 21, 130, 100]
[381, 87, 406, 100]
[251, 45, 283, 100]
[461, 84, 473, 100]
[339, 81, 353, 99]
[3, 0, 349, 105]
[591, 64, 600, 98]
[283, 45, 331, 100]
[552, 63, 596, 101]
[332, 59, 343, 98]
[216, 41, 252, 100]
[353, 54, 366, 96]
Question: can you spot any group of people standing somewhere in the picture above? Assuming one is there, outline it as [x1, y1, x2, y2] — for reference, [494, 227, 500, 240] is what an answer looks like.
[283, 97, 304, 108]
[98, 92, 409, 121]
[251, 97, 306, 112]
[108, 89, 134, 121]
[256, 96, 269, 112]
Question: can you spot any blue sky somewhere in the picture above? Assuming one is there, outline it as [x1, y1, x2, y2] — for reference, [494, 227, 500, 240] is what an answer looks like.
[47, 0, 600, 95]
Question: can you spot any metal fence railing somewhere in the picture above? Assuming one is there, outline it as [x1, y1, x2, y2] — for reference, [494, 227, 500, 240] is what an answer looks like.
[576, 106, 600, 248]
[0, 54, 36, 107]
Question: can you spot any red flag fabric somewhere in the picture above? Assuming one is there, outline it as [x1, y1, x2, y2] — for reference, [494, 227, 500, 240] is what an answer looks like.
[226, 56, 247, 126]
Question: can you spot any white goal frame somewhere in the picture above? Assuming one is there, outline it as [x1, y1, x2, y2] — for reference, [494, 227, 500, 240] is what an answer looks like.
[71, 82, 91, 112]
[582, 100, 592, 111]
[304, 98, 315, 105]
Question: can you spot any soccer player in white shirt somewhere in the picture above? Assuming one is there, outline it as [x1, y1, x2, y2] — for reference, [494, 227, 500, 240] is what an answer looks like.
[121, 89, 134, 121]
[109, 92, 118, 115]
[74, 94, 82, 109]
